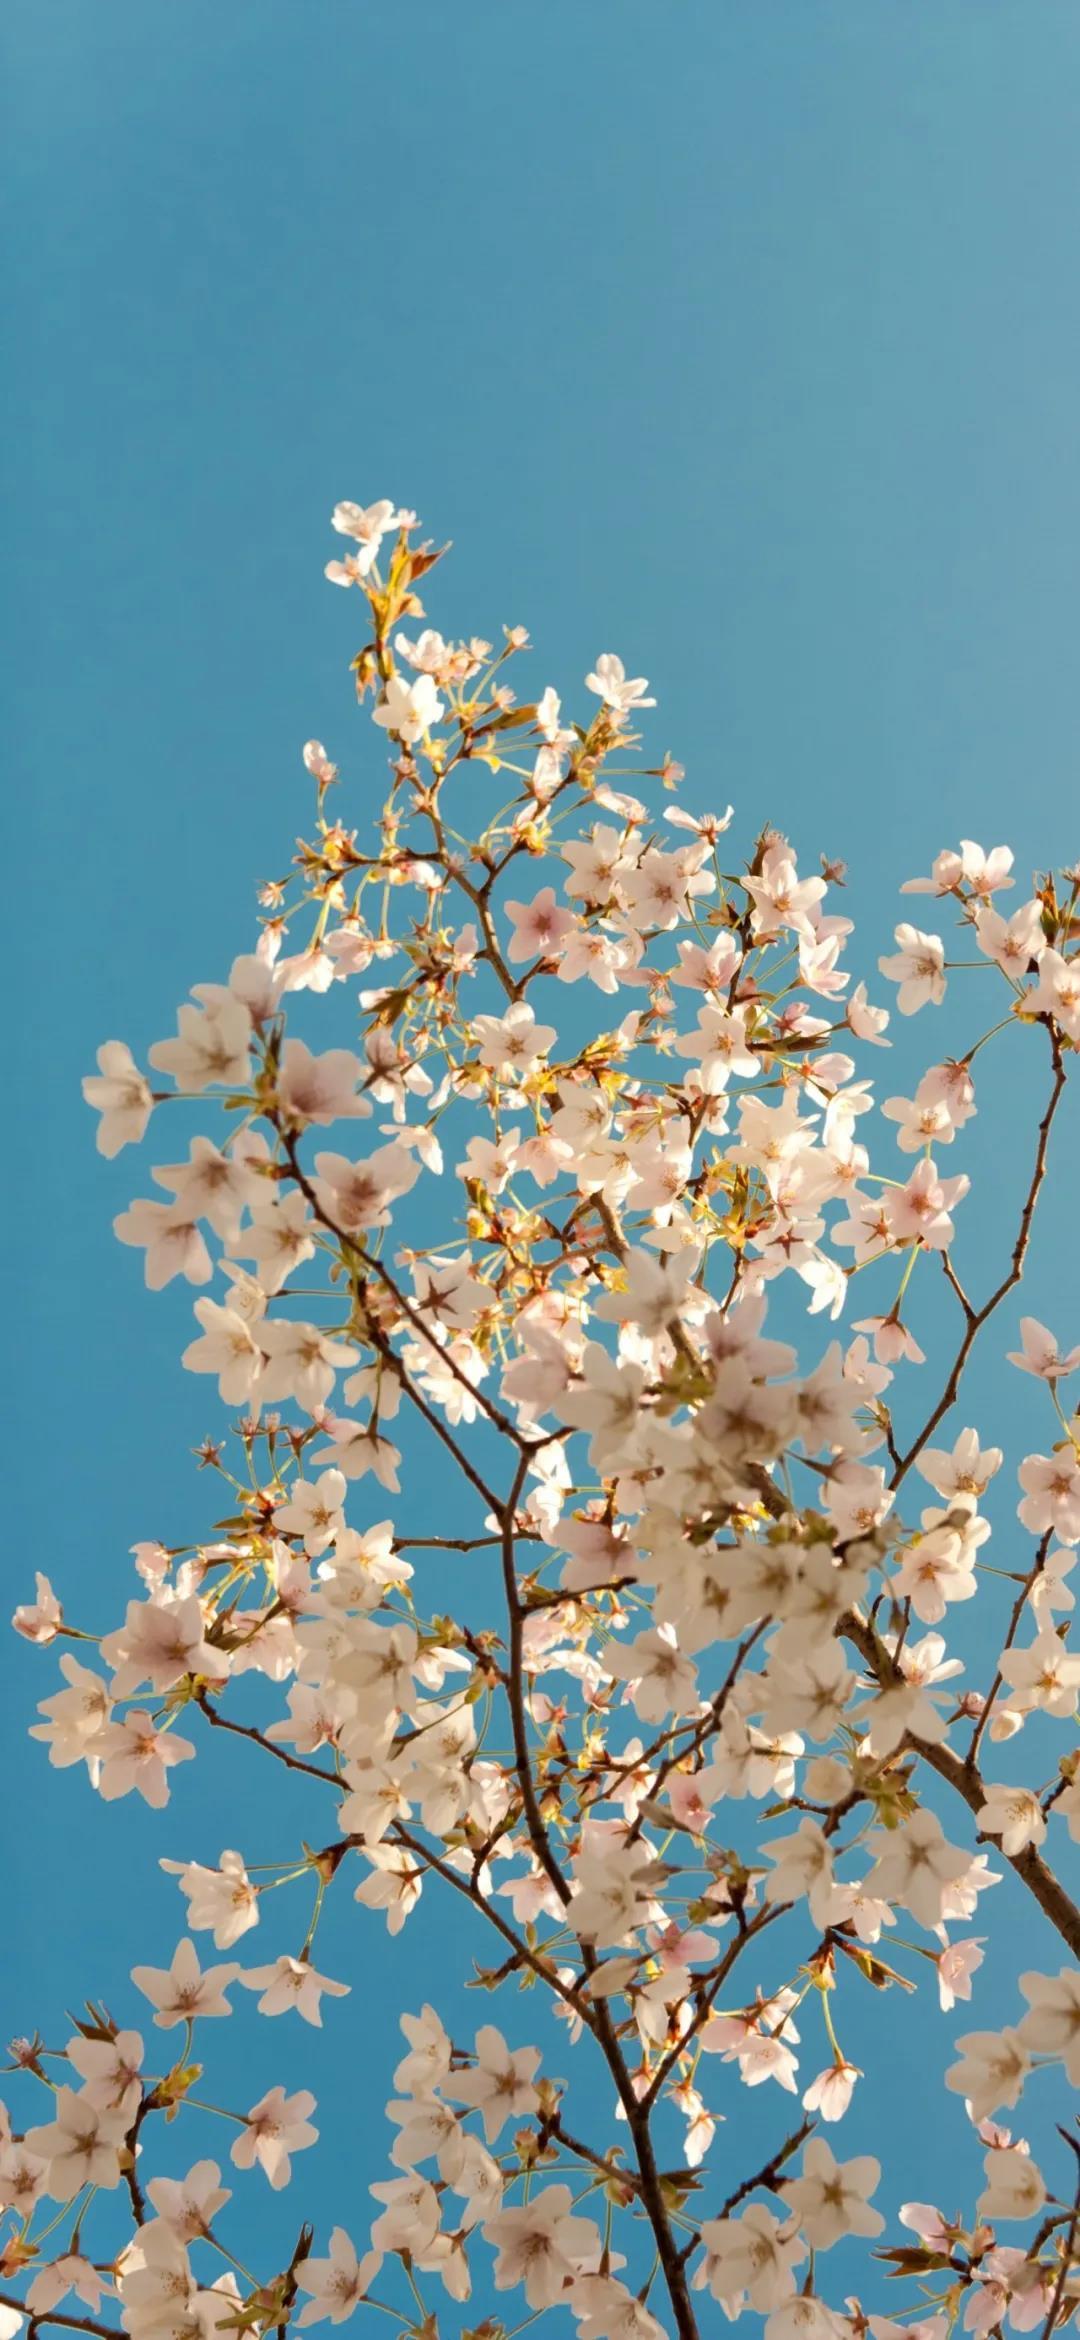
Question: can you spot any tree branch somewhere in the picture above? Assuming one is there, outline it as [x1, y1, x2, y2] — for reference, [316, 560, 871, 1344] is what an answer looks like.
[842, 1608, 1080, 1958]
[891, 1022, 1067, 1490]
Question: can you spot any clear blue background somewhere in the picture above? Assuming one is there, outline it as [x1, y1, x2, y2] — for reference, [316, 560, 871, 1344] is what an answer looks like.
[6, 0, 1080, 2321]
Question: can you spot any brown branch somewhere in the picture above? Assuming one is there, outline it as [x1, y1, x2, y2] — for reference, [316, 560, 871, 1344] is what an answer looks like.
[542, 2108, 641, 2196]
[0, 2301, 122, 2340]
[362, 1315, 505, 1516]
[966, 1532, 1051, 1769]
[891, 1022, 1067, 1491]
[352, 1240, 533, 1451]
[498, 1453, 574, 1913]
[606, 2074, 702, 2340]
[625, 1622, 770, 1846]
[641, 1901, 790, 2113]
[1037, 2138, 1080, 2340]
[388, 1823, 593, 2023]
[681, 2113, 815, 2255]
[394, 1533, 529, 1552]
[122, 2092, 152, 2225]
[275, 1126, 510, 1503]
[194, 1690, 340, 1785]
[841, 1609, 1080, 1959]
[497, 1455, 703, 2338]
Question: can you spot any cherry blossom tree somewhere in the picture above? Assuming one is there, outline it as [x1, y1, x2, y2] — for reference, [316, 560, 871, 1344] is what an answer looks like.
[8, 498, 1080, 2340]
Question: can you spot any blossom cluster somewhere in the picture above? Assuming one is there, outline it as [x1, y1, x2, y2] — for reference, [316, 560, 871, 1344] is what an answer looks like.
[6, 499, 1080, 2340]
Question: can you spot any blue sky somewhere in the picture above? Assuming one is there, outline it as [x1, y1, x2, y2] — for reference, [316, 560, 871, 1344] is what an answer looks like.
[7, 0, 1080, 2320]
